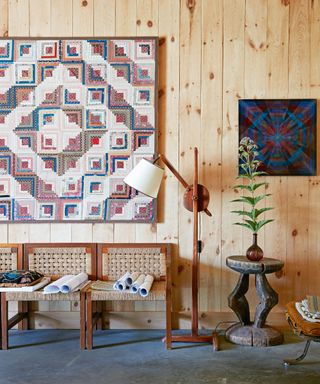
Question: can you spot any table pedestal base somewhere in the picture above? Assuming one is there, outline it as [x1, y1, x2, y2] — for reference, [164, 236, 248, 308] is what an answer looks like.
[226, 323, 284, 347]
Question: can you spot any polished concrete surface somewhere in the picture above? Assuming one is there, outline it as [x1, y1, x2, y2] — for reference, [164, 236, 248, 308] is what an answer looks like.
[0, 330, 319, 384]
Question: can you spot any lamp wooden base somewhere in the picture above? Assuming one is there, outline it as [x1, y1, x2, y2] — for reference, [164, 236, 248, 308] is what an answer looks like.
[163, 333, 219, 351]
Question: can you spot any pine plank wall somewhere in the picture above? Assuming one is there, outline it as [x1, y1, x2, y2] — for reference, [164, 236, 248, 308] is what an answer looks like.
[1, 0, 319, 329]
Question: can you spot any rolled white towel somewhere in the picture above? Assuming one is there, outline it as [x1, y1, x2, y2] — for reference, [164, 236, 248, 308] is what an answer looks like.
[125, 272, 140, 287]
[130, 274, 146, 293]
[115, 272, 130, 291]
[139, 274, 154, 297]
[61, 272, 88, 293]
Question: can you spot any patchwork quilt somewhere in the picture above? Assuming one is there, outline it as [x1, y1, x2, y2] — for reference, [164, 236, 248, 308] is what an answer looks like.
[0, 38, 157, 222]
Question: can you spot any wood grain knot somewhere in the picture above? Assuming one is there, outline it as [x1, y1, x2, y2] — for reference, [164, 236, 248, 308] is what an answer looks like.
[178, 265, 184, 274]
[281, 0, 290, 6]
[171, 36, 175, 42]
[186, 0, 196, 11]
[82, 0, 88, 6]
[136, 19, 141, 26]
[292, 229, 298, 237]
[209, 72, 214, 80]
[147, 20, 153, 27]
[159, 37, 166, 46]
[158, 89, 164, 98]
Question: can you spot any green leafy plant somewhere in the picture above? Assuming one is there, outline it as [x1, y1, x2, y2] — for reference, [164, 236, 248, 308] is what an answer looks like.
[231, 137, 274, 233]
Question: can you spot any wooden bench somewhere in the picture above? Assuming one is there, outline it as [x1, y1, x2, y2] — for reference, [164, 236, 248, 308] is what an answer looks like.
[85, 243, 172, 350]
[0, 243, 96, 350]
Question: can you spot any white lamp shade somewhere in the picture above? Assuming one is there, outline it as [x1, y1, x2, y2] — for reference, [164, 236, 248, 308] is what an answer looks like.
[123, 158, 164, 198]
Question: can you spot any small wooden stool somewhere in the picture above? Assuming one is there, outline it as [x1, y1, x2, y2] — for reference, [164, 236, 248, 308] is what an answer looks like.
[284, 301, 320, 365]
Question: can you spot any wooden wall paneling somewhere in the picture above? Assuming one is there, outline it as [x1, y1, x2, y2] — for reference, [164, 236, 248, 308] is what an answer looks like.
[112, 0, 137, 313]
[133, 0, 159, 313]
[199, 0, 223, 312]
[70, 0, 94, 243]
[51, 0, 73, 35]
[8, 0, 29, 36]
[135, 0, 158, 243]
[29, 0, 50, 36]
[157, 0, 180, 315]
[72, 0, 94, 36]
[265, 0, 289, 309]
[308, 0, 320, 297]
[92, 0, 116, 243]
[310, 0, 320, 89]
[8, 0, 30, 244]
[286, 0, 310, 301]
[221, 0, 245, 312]
[0, 0, 8, 36]
[113, 0, 137, 244]
[178, 0, 202, 319]
[243, 0, 268, 308]
[28, 0, 52, 243]
[0, 1, 8, 243]
[50, 0, 73, 244]
[93, 0, 116, 36]
[49, 0, 73, 247]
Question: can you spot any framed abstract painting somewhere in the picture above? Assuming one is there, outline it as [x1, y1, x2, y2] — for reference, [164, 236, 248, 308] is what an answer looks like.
[0, 37, 158, 222]
[239, 99, 317, 176]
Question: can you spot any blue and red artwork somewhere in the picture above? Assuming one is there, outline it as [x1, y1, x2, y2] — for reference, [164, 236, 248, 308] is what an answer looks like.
[239, 99, 317, 176]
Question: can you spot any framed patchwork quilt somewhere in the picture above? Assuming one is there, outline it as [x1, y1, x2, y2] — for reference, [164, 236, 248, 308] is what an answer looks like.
[0, 37, 158, 222]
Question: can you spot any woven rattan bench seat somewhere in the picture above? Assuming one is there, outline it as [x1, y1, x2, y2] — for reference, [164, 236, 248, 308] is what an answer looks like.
[4, 290, 81, 301]
[90, 280, 166, 301]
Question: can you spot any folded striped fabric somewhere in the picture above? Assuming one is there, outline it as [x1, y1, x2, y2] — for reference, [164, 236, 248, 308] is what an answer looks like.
[307, 295, 320, 315]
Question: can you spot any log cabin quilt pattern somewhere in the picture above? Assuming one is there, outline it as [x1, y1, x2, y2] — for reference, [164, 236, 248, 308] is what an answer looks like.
[0, 38, 157, 222]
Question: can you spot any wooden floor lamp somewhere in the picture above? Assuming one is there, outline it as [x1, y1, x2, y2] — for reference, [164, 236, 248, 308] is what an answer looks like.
[124, 148, 219, 350]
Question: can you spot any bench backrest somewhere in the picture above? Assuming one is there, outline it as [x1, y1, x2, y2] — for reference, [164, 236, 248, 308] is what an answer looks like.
[24, 243, 97, 280]
[97, 243, 169, 281]
[0, 244, 22, 272]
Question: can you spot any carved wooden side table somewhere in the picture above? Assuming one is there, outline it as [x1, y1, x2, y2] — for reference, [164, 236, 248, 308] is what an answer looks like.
[226, 256, 284, 347]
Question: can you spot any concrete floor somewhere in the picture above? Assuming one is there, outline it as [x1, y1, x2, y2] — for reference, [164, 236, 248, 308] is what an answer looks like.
[0, 330, 319, 384]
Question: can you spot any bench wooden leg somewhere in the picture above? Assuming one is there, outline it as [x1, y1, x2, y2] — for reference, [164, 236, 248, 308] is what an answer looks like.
[86, 291, 93, 350]
[96, 302, 103, 330]
[1, 293, 8, 350]
[80, 294, 86, 350]
[18, 302, 29, 330]
[165, 291, 172, 350]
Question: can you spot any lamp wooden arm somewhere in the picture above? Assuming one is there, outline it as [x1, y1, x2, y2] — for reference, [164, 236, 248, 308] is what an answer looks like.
[155, 153, 212, 217]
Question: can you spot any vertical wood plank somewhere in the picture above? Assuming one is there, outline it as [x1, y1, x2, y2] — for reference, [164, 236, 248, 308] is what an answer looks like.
[243, 0, 268, 307]
[0, 0, 8, 241]
[8, 0, 29, 36]
[94, 0, 116, 36]
[200, 0, 223, 312]
[7, 0, 30, 243]
[178, 0, 202, 317]
[72, 0, 94, 36]
[308, 0, 320, 297]
[92, 0, 115, 243]
[286, 0, 310, 301]
[265, 0, 289, 308]
[51, 0, 73, 35]
[0, 0, 8, 36]
[29, 0, 50, 36]
[221, 0, 245, 311]
[135, 0, 158, 243]
[113, 0, 137, 311]
[157, 0, 180, 318]
[113, 0, 137, 244]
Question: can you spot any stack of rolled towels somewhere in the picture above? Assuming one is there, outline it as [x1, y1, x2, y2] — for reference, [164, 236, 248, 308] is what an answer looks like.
[114, 272, 154, 297]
